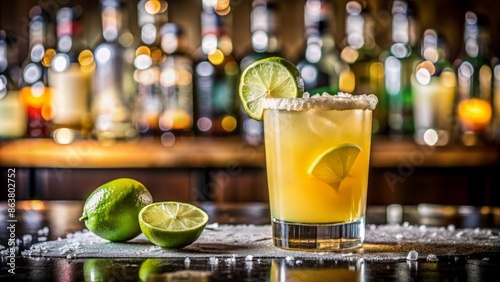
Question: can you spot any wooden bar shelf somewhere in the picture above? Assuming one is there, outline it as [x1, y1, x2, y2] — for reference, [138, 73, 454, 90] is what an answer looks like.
[0, 137, 499, 169]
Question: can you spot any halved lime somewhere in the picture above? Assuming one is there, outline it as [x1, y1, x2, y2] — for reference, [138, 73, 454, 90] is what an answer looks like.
[239, 57, 304, 120]
[308, 144, 361, 190]
[139, 202, 209, 248]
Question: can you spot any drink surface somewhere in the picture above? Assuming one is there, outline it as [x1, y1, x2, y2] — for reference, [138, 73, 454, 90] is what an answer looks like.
[263, 94, 375, 223]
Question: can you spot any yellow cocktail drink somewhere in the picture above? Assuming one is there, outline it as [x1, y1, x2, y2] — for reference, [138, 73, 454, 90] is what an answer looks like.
[263, 93, 377, 250]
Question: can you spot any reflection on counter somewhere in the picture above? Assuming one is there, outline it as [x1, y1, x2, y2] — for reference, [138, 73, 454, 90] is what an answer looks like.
[0, 201, 498, 281]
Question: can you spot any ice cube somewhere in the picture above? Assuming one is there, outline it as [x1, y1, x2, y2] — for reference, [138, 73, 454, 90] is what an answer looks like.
[406, 250, 418, 261]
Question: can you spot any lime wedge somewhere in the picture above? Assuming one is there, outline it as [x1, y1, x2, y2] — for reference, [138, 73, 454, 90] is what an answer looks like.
[239, 57, 304, 120]
[308, 144, 361, 190]
[139, 202, 209, 248]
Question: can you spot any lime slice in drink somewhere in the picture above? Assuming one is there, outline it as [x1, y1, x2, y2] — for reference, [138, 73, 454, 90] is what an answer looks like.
[239, 57, 304, 120]
[139, 202, 209, 248]
[308, 144, 361, 190]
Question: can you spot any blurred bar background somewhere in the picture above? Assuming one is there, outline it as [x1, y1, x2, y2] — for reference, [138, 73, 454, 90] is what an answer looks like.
[0, 0, 499, 207]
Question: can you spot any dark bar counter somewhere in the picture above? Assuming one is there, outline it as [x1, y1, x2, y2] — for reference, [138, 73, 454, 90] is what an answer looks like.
[0, 201, 499, 281]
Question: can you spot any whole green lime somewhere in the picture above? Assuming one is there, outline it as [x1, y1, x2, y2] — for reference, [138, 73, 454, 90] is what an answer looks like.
[79, 178, 153, 242]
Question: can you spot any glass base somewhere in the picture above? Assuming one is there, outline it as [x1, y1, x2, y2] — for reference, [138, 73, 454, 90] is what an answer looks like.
[271, 217, 365, 251]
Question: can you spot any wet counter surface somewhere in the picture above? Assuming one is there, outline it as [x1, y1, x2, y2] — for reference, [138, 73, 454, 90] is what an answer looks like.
[0, 201, 499, 281]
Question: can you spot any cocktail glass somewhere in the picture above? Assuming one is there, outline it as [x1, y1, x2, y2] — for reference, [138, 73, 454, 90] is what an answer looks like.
[262, 93, 377, 250]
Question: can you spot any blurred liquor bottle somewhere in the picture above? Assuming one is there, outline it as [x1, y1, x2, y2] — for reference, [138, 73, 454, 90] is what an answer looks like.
[380, 0, 419, 137]
[19, 6, 52, 138]
[0, 30, 26, 139]
[133, 0, 167, 137]
[297, 0, 344, 95]
[193, 0, 240, 137]
[455, 12, 493, 146]
[492, 58, 500, 143]
[158, 23, 195, 143]
[411, 30, 456, 146]
[92, 0, 138, 141]
[339, 1, 383, 133]
[48, 7, 92, 143]
[239, 0, 282, 145]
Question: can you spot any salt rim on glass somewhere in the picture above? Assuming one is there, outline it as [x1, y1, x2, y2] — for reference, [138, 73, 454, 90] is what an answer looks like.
[262, 92, 378, 111]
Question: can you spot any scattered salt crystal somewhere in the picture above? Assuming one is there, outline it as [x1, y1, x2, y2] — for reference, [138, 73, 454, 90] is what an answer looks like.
[184, 258, 191, 268]
[489, 236, 499, 240]
[37, 237, 47, 242]
[206, 223, 219, 230]
[66, 254, 72, 260]
[406, 250, 418, 261]
[474, 228, 481, 233]
[483, 257, 490, 261]
[285, 256, 294, 262]
[342, 252, 353, 257]
[403, 222, 410, 227]
[302, 92, 310, 98]
[296, 260, 303, 265]
[456, 231, 464, 238]
[426, 254, 439, 262]
[245, 255, 253, 261]
[369, 224, 377, 230]
[447, 225, 456, 231]
[395, 234, 403, 240]
[454, 257, 460, 262]
[208, 257, 219, 265]
[419, 225, 427, 232]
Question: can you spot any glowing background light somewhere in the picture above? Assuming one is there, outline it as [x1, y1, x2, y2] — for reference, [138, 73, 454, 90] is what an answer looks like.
[197, 117, 212, 132]
[95, 46, 112, 64]
[208, 49, 224, 65]
[458, 98, 492, 132]
[221, 115, 237, 132]
[23, 63, 42, 84]
[53, 128, 75, 144]
[42, 49, 57, 67]
[52, 54, 70, 72]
